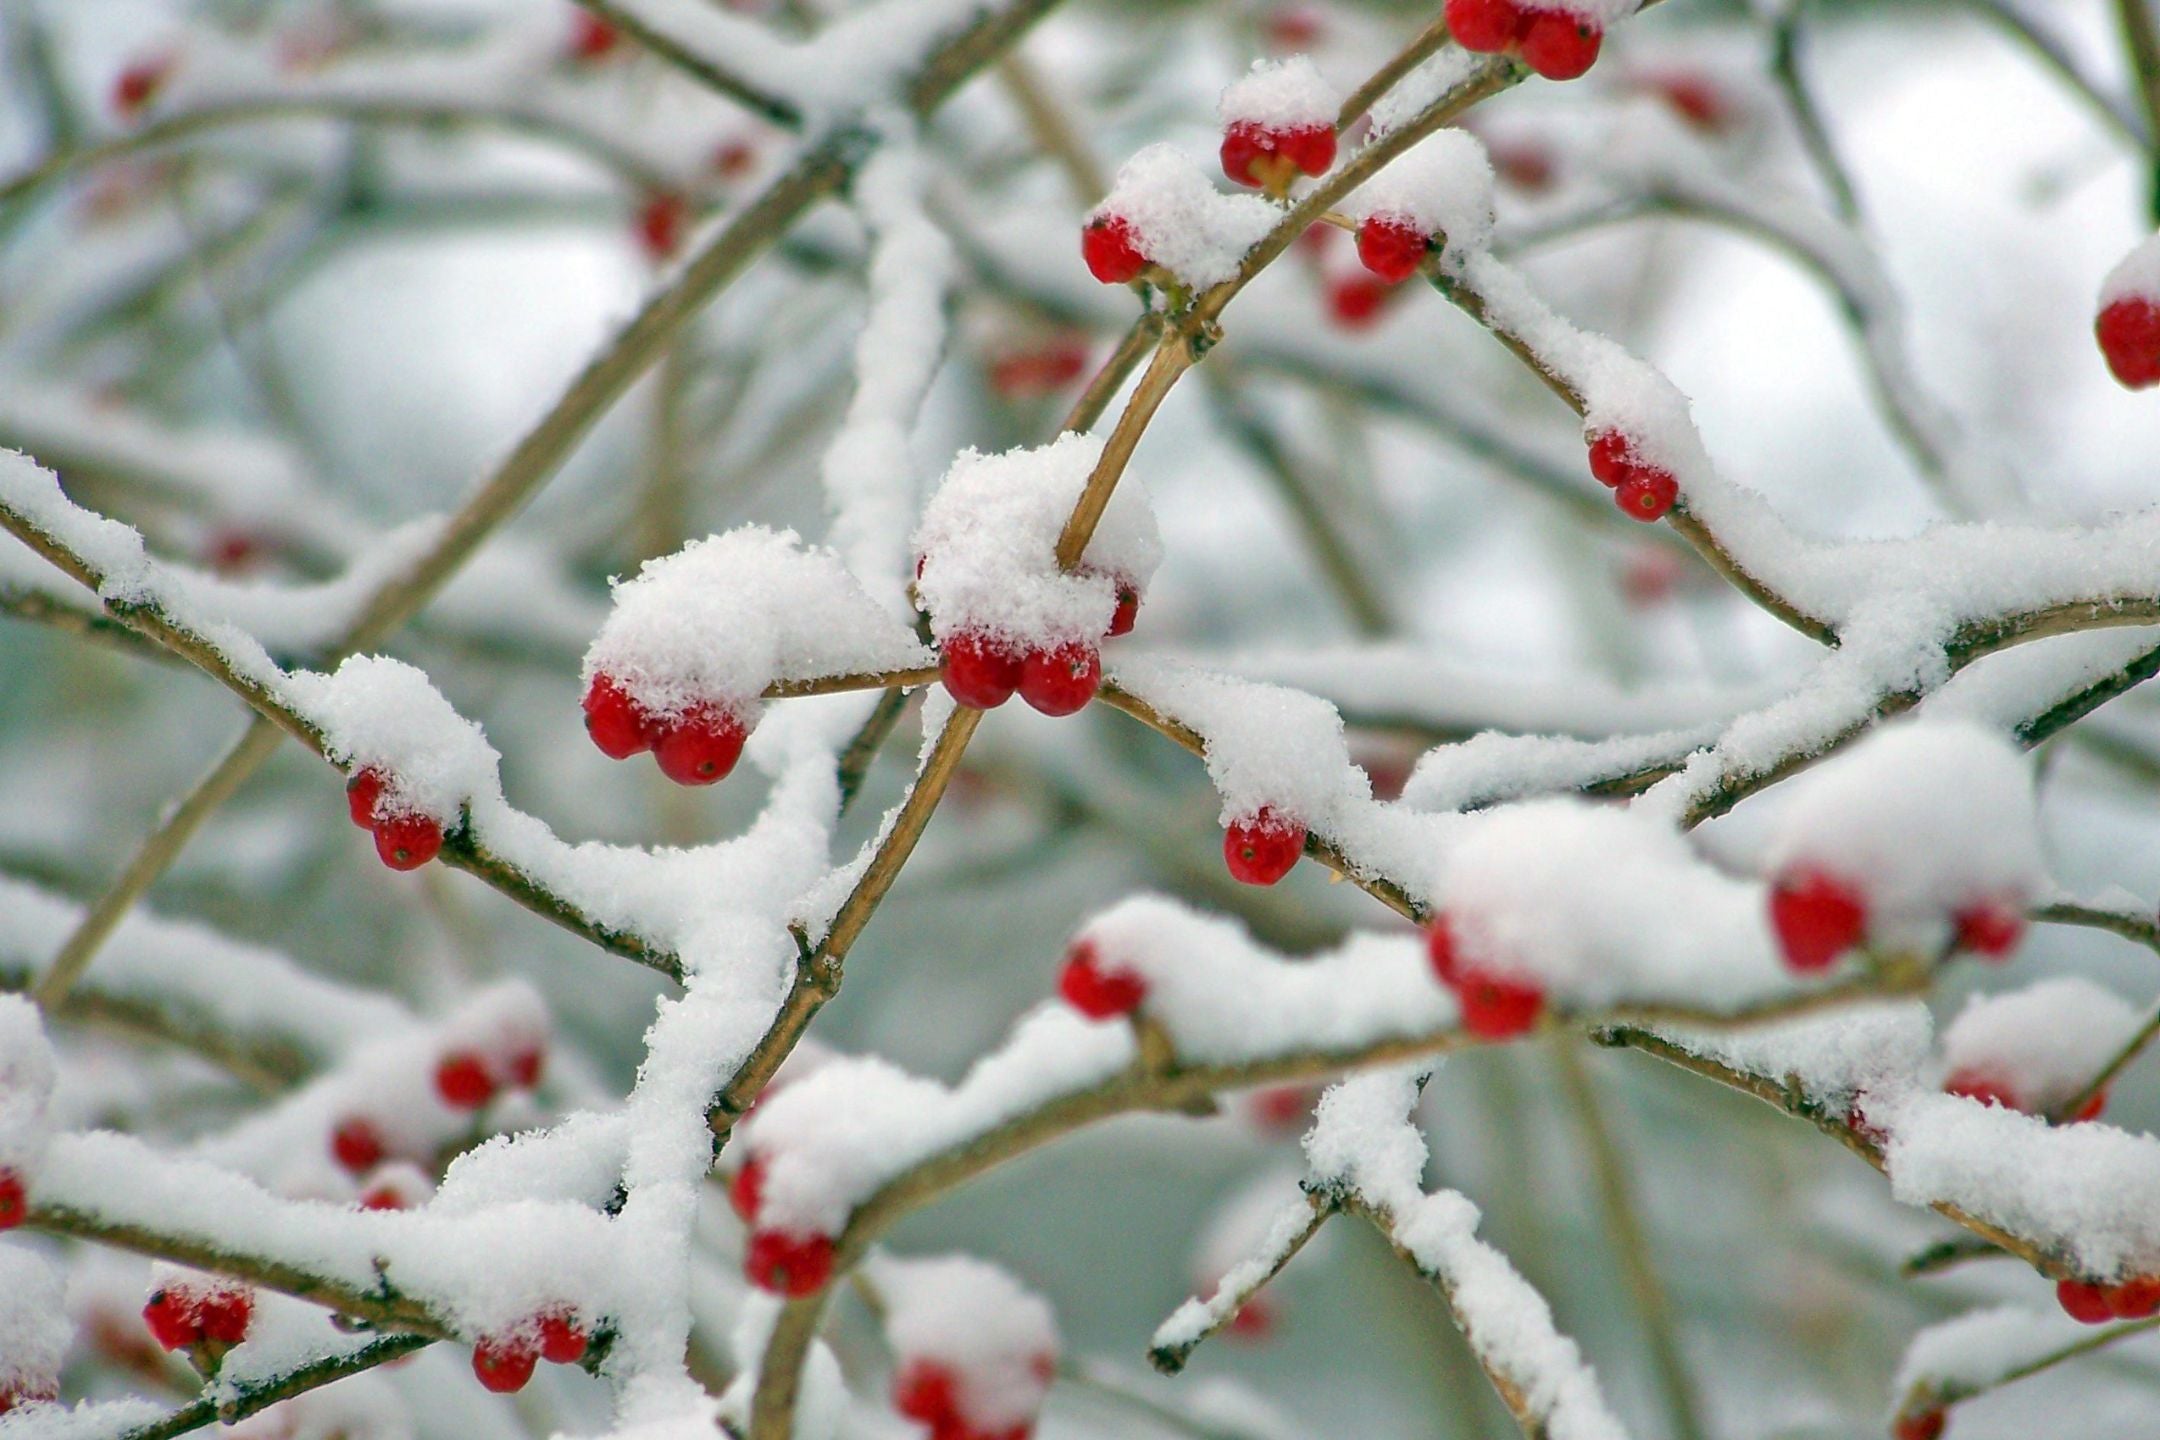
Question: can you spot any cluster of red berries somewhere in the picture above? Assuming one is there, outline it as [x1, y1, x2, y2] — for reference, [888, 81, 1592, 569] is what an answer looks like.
[1891, 1410, 1946, 1440]
[2056, 1273, 2160, 1325]
[0, 1167, 24, 1230]
[112, 56, 173, 118]
[1426, 915, 1546, 1039]
[892, 1357, 1052, 1440]
[436, 1035, 546, 1111]
[143, 1282, 254, 1355]
[567, 12, 622, 63]
[729, 1154, 838, 1297]
[2098, 295, 2160, 389]
[1943, 1070, 2106, 1124]
[937, 573, 1138, 715]
[1767, 868, 2025, 974]
[1222, 806, 1308, 886]
[329, 1116, 448, 1207]
[1586, 431, 1679, 522]
[472, 1309, 591, 1393]
[1220, 118, 1337, 193]
[346, 770, 444, 872]
[1444, 0, 1604, 82]
[582, 675, 751, 784]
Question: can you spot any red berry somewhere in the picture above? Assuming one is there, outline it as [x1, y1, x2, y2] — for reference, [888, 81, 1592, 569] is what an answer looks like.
[652, 705, 748, 786]
[1017, 642, 1102, 716]
[713, 139, 758, 180]
[1226, 1294, 1277, 1339]
[436, 1051, 497, 1110]
[507, 1044, 546, 1089]
[1223, 808, 1305, 885]
[1445, 0, 1521, 52]
[143, 1290, 201, 1351]
[745, 1229, 836, 1297]
[637, 191, 688, 261]
[0, 1169, 24, 1229]
[1953, 900, 2025, 960]
[330, 1117, 386, 1174]
[1489, 138, 1556, 192]
[1944, 1071, 2021, 1112]
[1108, 581, 1141, 638]
[1453, 966, 1546, 1040]
[1081, 214, 1148, 285]
[989, 340, 1091, 397]
[198, 1288, 252, 1346]
[2072, 1088, 2109, 1124]
[1767, 869, 1868, 973]
[2108, 1274, 2160, 1319]
[1519, 12, 1602, 81]
[2058, 1277, 2115, 1325]
[1058, 938, 1147, 1019]
[1248, 1084, 1315, 1132]
[1615, 470, 1679, 522]
[360, 1181, 409, 1211]
[113, 58, 171, 117]
[569, 12, 621, 61]
[1650, 73, 1732, 132]
[1356, 216, 1430, 284]
[1266, 6, 1324, 51]
[1426, 915, 1461, 987]
[893, 1359, 960, 1424]
[1586, 431, 1635, 488]
[942, 632, 1024, 709]
[538, 1310, 589, 1365]
[1327, 273, 1391, 328]
[346, 769, 384, 828]
[473, 1334, 539, 1393]
[729, 1154, 767, 1222]
[2097, 296, 2160, 389]
[373, 811, 442, 871]
[1892, 1411, 1946, 1440]
[1221, 120, 1337, 188]
[583, 675, 653, 759]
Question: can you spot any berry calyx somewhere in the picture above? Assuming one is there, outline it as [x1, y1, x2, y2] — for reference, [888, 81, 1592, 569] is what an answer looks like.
[942, 632, 1024, 710]
[1058, 938, 1147, 1020]
[1221, 120, 1337, 190]
[373, 811, 443, 871]
[1017, 642, 1102, 717]
[143, 1290, 199, 1351]
[652, 705, 748, 786]
[1767, 869, 1867, 973]
[1892, 1410, 1946, 1440]
[1445, 0, 1521, 52]
[745, 1229, 836, 1297]
[583, 675, 654, 759]
[330, 1117, 387, 1174]
[1953, 899, 2025, 960]
[2107, 1274, 2160, 1320]
[346, 769, 384, 828]
[1519, 12, 1602, 81]
[568, 12, 621, 62]
[1355, 215, 1431, 284]
[637, 191, 688, 262]
[729, 1154, 767, 1222]
[892, 1359, 960, 1425]
[473, 1333, 540, 1393]
[1615, 470, 1680, 522]
[2097, 296, 2160, 389]
[2058, 1277, 2115, 1325]
[0, 1168, 25, 1229]
[1081, 214, 1148, 285]
[538, 1310, 589, 1365]
[436, 1051, 498, 1110]
[1223, 808, 1306, 885]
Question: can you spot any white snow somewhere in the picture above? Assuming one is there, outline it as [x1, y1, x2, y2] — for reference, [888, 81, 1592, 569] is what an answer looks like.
[1349, 130, 1497, 265]
[1219, 57, 1339, 132]
[2099, 232, 2160, 307]
[1939, 978, 2144, 1114]
[1089, 145, 1280, 289]
[870, 1253, 1059, 1431]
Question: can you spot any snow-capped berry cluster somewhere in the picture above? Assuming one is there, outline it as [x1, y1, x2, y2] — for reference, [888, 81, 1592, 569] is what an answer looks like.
[876, 1255, 1060, 1440]
[142, 1271, 255, 1359]
[345, 768, 444, 871]
[913, 434, 1161, 716]
[1585, 429, 1680, 522]
[1445, 0, 1609, 81]
[1080, 144, 1279, 288]
[471, 1307, 593, 1393]
[582, 526, 933, 779]
[1217, 58, 1341, 194]
[1762, 721, 2043, 975]
[1938, 979, 2138, 1123]
[1350, 130, 1497, 288]
[432, 997, 549, 1112]
[1424, 913, 1546, 1039]
[2097, 235, 2160, 389]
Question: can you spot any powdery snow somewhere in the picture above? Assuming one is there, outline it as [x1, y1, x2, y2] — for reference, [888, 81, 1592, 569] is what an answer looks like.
[0, 1244, 68, 1396]
[0, 998, 55, 1175]
[1090, 145, 1280, 289]
[1219, 57, 1340, 132]
[2099, 232, 2160, 307]
[1939, 978, 2144, 1114]
[1349, 130, 1497, 265]
[869, 1253, 1059, 1431]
